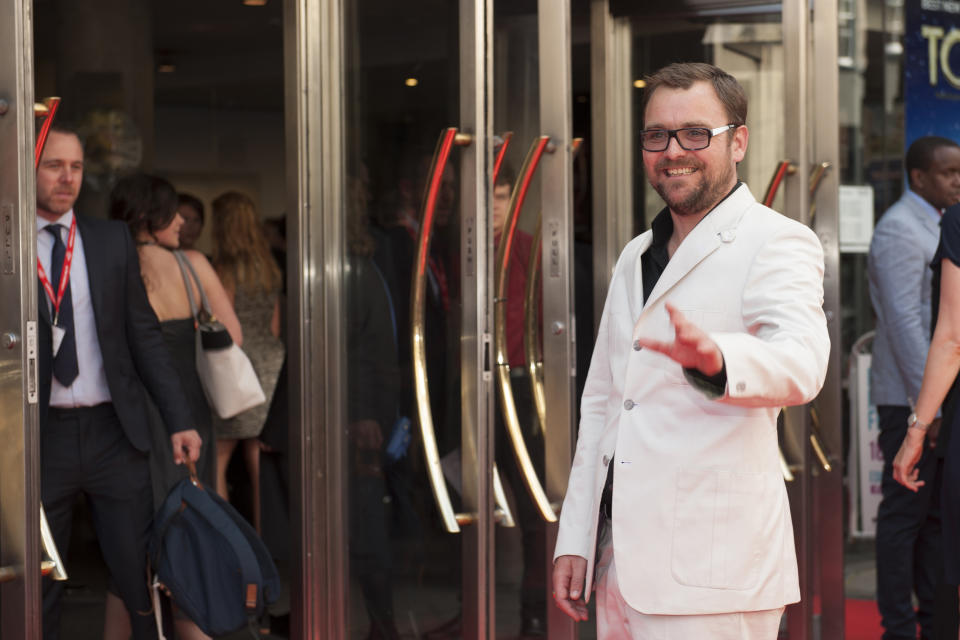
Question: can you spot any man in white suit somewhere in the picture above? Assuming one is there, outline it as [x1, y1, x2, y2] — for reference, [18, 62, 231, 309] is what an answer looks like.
[552, 62, 830, 639]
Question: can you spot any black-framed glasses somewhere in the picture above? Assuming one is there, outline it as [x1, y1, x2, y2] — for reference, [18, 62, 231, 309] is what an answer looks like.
[640, 124, 738, 152]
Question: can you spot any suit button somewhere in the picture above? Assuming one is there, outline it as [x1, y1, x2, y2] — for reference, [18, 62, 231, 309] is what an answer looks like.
[633, 340, 642, 351]
[602, 455, 609, 466]
[623, 399, 635, 410]
[736, 381, 746, 393]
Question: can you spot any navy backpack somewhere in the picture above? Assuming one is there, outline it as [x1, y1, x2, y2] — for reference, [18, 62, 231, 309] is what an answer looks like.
[149, 468, 281, 637]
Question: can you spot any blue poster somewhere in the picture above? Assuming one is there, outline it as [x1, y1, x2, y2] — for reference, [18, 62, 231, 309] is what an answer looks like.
[904, 0, 960, 148]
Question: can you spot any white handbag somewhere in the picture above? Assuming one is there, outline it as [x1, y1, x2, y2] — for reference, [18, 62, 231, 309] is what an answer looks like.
[173, 251, 265, 419]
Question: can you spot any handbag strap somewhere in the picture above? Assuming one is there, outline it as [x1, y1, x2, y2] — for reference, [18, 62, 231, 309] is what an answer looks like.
[173, 250, 213, 321]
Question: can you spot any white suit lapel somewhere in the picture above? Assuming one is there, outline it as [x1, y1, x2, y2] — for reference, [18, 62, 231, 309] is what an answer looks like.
[642, 184, 755, 314]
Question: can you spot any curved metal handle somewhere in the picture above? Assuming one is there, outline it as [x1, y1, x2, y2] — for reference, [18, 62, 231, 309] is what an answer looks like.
[762, 160, 795, 208]
[523, 138, 584, 437]
[807, 161, 832, 223]
[0, 505, 69, 583]
[779, 448, 795, 482]
[492, 132, 514, 187]
[524, 219, 546, 434]
[412, 128, 472, 533]
[40, 504, 68, 580]
[808, 405, 833, 472]
[34, 97, 62, 169]
[494, 136, 557, 523]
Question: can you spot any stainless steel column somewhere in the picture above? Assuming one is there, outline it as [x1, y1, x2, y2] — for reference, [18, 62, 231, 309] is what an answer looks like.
[539, 1, 577, 638]
[0, 0, 41, 636]
[590, 0, 634, 329]
[284, 0, 347, 636]
[812, 0, 845, 636]
[782, 0, 813, 637]
[460, 0, 495, 637]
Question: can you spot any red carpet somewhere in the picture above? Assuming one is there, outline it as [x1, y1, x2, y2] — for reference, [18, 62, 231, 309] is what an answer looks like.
[845, 599, 884, 640]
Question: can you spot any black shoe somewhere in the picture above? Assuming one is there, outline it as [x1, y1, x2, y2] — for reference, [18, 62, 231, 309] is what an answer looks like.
[520, 614, 546, 637]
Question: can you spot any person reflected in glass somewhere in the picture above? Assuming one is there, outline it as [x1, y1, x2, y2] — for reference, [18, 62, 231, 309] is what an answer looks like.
[105, 173, 242, 640]
[493, 165, 547, 636]
[346, 170, 402, 639]
[210, 192, 285, 534]
[176, 192, 205, 252]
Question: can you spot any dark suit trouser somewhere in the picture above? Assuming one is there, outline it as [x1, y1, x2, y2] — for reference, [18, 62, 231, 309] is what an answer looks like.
[41, 403, 156, 640]
[876, 405, 942, 640]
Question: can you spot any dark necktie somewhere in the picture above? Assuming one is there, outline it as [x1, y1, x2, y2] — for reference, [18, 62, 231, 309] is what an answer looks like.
[46, 224, 79, 386]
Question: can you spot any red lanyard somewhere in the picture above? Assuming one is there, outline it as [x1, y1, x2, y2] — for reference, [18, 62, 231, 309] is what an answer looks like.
[37, 216, 77, 326]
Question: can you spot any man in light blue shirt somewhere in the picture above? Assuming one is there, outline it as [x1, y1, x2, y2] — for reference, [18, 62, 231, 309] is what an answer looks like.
[868, 135, 960, 640]
[36, 123, 202, 640]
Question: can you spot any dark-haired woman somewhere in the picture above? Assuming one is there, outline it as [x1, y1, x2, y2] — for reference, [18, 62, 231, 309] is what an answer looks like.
[104, 173, 241, 640]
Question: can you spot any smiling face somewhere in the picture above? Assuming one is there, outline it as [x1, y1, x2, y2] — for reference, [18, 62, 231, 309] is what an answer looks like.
[642, 81, 748, 220]
[36, 131, 84, 221]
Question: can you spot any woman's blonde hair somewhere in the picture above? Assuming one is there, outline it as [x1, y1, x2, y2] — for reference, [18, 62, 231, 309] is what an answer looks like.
[211, 191, 282, 294]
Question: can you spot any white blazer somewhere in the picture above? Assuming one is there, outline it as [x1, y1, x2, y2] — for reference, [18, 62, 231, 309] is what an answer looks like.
[554, 184, 830, 615]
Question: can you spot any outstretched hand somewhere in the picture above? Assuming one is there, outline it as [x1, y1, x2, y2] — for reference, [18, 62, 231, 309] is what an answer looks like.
[634, 302, 723, 376]
[171, 429, 203, 465]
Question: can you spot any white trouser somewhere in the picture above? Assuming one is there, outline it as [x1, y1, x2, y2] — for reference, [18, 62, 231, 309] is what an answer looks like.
[594, 520, 785, 640]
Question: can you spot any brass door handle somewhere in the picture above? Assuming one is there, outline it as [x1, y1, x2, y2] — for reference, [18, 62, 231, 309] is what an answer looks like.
[807, 161, 832, 224]
[493, 131, 513, 186]
[808, 405, 833, 472]
[412, 128, 473, 533]
[495, 136, 558, 523]
[41, 504, 68, 580]
[34, 96, 61, 169]
[523, 138, 584, 437]
[779, 448, 796, 482]
[762, 160, 794, 207]
[761, 159, 832, 222]
[0, 504, 68, 583]
[411, 128, 515, 532]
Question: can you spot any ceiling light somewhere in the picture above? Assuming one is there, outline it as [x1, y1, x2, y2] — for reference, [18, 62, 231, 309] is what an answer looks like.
[633, 79, 646, 89]
[158, 64, 176, 73]
[243, 0, 268, 6]
[405, 77, 419, 87]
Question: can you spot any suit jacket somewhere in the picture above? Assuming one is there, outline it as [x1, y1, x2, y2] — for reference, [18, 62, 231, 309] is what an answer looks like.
[867, 192, 941, 409]
[554, 184, 830, 615]
[38, 215, 193, 452]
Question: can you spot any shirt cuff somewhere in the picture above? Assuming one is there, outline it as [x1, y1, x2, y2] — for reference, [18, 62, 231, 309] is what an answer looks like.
[683, 361, 728, 399]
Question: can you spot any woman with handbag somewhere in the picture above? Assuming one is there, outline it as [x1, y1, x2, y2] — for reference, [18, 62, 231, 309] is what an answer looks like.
[105, 173, 241, 640]
[210, 191, 285, 534]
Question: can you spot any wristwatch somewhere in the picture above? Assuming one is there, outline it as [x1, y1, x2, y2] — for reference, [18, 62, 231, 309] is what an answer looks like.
[907, 412, 931, 432]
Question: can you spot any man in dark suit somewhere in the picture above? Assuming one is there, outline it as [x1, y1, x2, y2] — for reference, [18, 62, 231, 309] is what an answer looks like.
[35, 123, 202, 640]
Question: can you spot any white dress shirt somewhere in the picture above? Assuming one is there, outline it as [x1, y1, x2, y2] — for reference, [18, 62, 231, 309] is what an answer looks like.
[37, 210, 112, 408]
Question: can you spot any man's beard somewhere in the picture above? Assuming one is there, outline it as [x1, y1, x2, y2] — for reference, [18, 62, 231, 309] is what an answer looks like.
[653, 160, 735, 218]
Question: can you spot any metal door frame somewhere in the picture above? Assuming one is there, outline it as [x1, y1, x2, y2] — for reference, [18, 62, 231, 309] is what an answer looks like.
[0, 0, 42, 637]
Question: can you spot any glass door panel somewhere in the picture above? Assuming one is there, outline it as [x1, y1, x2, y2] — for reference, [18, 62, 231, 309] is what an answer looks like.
[343, 2, 468, 637]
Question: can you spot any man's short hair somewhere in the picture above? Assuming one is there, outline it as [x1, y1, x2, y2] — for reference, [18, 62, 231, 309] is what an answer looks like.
[905, 136, 960, 187]
[495, 163, 516, 190]
[640, 62, 748, 129]
[44, 121, 84, 145]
